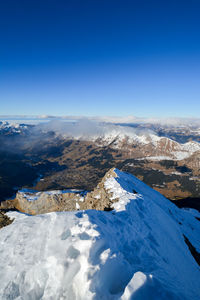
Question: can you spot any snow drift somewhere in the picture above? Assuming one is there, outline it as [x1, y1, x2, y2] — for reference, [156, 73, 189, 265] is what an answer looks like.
[0, 169, 200, 299]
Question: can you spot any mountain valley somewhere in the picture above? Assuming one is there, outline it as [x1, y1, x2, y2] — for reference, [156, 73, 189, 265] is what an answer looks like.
[0, 120, 199, 208]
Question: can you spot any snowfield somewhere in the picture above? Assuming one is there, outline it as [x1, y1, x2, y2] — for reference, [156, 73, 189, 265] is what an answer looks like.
[0, 169, 200, 299]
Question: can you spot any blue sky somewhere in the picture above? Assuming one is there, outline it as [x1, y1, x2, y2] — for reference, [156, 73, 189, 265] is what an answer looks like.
[0, 0, 200, 117]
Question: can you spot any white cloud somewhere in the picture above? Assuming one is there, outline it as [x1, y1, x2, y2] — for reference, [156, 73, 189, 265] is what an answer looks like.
[1, 115, 200, 127]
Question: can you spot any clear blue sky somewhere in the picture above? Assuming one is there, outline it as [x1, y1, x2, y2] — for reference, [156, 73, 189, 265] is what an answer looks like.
[0, 0, 200, 117]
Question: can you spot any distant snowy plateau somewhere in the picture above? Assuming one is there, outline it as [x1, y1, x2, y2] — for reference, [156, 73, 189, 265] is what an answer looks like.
[0, 169, 200, 299]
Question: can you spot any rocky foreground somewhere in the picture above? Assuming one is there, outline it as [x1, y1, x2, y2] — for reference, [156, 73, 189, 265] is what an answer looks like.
[0, 211, 13, 229]
[0, 168, 200, 299]
[0, 168, 120, 214]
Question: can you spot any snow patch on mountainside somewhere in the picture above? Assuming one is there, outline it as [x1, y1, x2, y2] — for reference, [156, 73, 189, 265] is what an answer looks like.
[73, 125, 200, 160]
[0, 169, 200, 299]
[86, 125, 153, 146]
[144, 156, 173, 161]
[172, 141, 200, 160]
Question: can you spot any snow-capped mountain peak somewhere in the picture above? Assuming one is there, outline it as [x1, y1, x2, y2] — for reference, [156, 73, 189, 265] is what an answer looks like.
[0, 168, 200, 299]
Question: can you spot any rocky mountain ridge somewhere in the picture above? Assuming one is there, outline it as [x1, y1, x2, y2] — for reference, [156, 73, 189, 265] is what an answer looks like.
[0, 168, 119, 214]
[0, 168, 200, 299]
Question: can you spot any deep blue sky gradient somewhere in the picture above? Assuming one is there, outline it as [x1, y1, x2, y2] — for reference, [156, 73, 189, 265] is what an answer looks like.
[0, 0, 200, 117]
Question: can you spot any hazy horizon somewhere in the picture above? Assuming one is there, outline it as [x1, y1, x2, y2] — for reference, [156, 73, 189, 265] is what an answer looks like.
[1, 114, 200, 127]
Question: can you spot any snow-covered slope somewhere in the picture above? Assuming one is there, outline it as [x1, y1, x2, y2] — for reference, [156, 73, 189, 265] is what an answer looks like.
[0, 169, 200, 299]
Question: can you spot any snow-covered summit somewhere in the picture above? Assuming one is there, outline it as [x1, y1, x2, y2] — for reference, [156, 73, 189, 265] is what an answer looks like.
[0, 169, 200, 299]
[0, 121, 29, 134]
[58, 122, 200, 160]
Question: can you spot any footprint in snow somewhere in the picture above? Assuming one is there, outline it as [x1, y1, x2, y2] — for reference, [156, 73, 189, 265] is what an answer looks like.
[61, 229, 71, 240]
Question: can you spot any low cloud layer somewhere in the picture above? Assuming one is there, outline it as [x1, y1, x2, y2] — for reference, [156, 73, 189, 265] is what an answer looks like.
[38, 119, 157, 142]
[1, 115, 200, 127]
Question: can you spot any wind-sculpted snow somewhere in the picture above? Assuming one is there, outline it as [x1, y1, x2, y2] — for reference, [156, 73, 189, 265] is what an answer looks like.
[0, 169, 200, 299]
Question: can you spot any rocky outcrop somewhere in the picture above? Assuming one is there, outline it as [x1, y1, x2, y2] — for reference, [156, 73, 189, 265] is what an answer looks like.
[0, 211, 13, 229]
[0, 168, 120, 215]
[184, 150, 200, 174]
[1, 166, 198, 216]
[80, 168, 119, 211]
[0, 191, 82, 215]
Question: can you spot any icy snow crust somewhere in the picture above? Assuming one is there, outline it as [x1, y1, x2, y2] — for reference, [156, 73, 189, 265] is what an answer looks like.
[1, 169, 200, 299]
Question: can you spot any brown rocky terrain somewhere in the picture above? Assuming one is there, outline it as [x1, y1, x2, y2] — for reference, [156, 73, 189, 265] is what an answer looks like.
[27, 135, 198, 198]
[80, 168, 119, 211]
[0, 191, 82, 215]
[0, 211, 13, 229]
[1, 137, 199, 202]
[0, 169, 119, 214]
[1, 167, 200, 217]
[184, 151, 200, 174]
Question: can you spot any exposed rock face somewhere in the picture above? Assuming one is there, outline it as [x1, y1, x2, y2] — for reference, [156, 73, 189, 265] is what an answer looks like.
[0, 211, 13, 229]
[1, 191, 82, 215]
[1, 166, 199, 215]
[80, 168, 118, 210]
[184, 150, 200, 173]
[0, 168, 120, 215]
